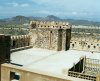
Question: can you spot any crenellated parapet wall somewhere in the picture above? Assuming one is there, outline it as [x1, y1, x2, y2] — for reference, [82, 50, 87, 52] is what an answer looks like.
[30, 21, 71, 29]
[70, 35, 100, 52]
[11, 35, 31, 49]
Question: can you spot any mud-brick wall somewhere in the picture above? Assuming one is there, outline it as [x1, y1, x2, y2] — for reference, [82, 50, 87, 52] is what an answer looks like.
[1, 64, 71, 81]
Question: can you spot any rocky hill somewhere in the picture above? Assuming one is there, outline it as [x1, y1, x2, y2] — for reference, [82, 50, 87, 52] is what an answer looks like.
[0, 15, 100, 26]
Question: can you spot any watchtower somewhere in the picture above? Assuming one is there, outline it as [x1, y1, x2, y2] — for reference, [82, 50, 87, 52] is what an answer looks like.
[29, 21, 71, 51]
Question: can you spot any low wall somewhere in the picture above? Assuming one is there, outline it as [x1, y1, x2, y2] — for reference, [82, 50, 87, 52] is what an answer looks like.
[1, 64, 70, 81]
[70, 36, 100, 52]
[11, 35, 31, 49]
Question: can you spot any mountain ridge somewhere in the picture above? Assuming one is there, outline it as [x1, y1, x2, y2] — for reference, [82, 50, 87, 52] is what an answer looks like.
[0, 15, 100, 26]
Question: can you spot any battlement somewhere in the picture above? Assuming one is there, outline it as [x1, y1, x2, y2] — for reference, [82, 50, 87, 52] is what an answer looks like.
[11, 35, 31, 49]
[30, 21, 71, 29]
[70, 34, 100, 52]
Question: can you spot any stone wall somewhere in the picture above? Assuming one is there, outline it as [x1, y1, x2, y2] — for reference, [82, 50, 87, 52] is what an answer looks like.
[11, 35, 31, 49]
[30, 28, 59, 50]
[29, 21, 71, 51]
[1, 63, 71, 81]
[70, 34, 100, 52]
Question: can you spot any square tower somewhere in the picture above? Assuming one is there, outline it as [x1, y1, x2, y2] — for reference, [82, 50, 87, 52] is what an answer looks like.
[29, 21, 71, 51]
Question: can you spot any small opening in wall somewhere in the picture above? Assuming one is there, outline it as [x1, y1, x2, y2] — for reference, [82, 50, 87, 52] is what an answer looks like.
[97, 44, 99, 46]
[31, 24, 36, 28]
[10, 71, 20, 81]
[88, 45, 90, 48]
[13, 40, 16, 47]
[66, 25, 68, 26]
[50, 31, 52, 34]
[94, 46, 96, 48]
[72, 44, 74, 48]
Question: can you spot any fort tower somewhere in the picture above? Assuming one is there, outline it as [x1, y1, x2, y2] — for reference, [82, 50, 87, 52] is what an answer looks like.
[29, 21, 71, 51]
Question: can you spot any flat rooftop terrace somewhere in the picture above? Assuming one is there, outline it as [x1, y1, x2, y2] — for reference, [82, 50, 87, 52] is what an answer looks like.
[11, 48, 100, 81]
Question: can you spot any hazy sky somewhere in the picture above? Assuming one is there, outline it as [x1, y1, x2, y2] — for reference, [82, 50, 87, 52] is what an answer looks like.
[0, 0, 100, 21]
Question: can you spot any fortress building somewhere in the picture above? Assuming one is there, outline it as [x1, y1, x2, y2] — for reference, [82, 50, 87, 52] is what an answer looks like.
[0, 21, 100, 81]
